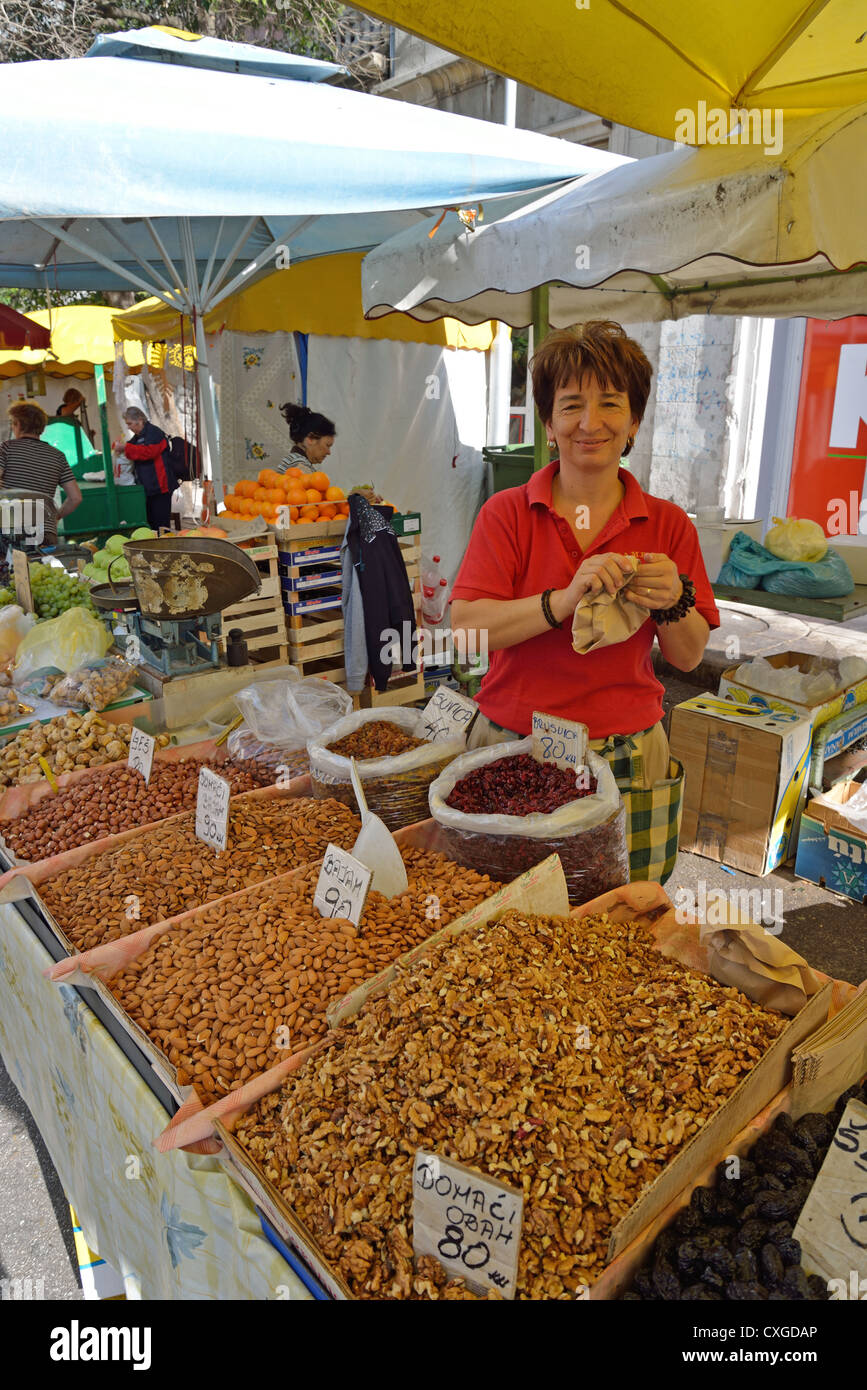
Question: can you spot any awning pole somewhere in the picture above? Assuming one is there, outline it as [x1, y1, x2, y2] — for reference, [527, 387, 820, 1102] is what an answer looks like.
[179, 219, 221, 495]
[532, 283, 550, 472]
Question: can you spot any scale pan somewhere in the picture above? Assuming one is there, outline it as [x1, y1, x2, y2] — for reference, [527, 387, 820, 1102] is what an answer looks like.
[123, 536, 261, 621]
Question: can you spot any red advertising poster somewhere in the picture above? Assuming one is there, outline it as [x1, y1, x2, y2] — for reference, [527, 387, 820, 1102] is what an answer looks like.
[787, 318, 867, 537]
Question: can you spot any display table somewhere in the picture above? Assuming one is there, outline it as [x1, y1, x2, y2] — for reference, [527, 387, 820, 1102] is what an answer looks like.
[0, 900, 311, 1300]
[713, 581, 867, 622]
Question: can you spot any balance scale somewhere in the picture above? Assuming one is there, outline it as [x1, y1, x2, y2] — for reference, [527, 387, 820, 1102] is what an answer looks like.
[90, 536, 261, 679]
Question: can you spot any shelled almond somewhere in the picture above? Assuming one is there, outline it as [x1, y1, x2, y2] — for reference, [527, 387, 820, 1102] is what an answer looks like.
[110, 848, 501, 1103]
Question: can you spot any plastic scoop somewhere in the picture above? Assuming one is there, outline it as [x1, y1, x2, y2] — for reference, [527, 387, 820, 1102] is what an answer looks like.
[348, 757, 408, 899]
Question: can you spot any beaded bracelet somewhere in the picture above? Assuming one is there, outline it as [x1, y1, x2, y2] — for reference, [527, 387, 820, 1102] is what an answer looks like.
[655, 574, 696, 624]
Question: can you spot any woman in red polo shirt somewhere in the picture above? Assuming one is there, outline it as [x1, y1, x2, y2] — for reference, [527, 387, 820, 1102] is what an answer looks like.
[450, 321, 719, 882]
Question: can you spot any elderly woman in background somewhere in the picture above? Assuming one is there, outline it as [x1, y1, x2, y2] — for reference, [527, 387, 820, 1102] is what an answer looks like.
[0, 400, 82, 544]
[450, 321, 720, 883]
[116, 407, 177, 531]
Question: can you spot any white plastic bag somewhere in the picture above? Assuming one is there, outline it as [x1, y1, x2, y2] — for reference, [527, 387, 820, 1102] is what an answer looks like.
[428, 738, 627, 903]
[235, 677, 351, 752]
[308, 707, 465, 830]
[0, 605, 35, 662]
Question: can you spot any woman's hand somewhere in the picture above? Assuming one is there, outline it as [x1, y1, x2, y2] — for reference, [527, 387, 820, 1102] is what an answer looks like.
[550, 552, 635, 623]
[622, 553, 682, 611]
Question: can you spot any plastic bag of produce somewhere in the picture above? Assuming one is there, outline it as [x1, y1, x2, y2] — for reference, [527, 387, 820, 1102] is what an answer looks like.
[764, 515, 828, 563]
[51, 656, 135, 711]
[0, 605, 35, 662]
[428, 739, 628, 904]
[308, 707, 466, 830]
[228, 676, 351, 781]
[13, 606, 111, 679]
[718, 531, 854, 598]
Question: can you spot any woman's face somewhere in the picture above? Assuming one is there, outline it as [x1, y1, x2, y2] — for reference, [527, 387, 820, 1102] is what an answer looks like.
[548, 373, 638, 473]
[303, 433, 334, 466]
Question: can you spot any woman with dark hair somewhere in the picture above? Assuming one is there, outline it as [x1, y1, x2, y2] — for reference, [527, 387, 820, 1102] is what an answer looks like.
[278, 402, 336, 475]
[450, 321, 720, 883]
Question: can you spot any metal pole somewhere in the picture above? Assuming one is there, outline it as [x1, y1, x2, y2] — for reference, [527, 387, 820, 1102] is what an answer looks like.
[178, 218, 222, 495]
[94, 364, 119, 529]
[532, 284, 550, 472]
[486, 78, 518, 450]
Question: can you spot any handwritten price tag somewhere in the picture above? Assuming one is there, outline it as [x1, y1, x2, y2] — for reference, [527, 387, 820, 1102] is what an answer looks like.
[412, 1150, 523, 1299]
[419, 687, 478, 743]
[195, 767, 231, 852]
[531, 711, 588, 777]
[127, 727, 155, 785]
[794, 1098, 867, 1291]
[313, 844, 372, 927]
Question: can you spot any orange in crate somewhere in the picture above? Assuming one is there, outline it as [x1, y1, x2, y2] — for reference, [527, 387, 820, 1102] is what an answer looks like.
[319, 503, 337, 520]
[325, 485, 344, 502]
[305, 488, 321, 504]
[310, 471, 330, 493]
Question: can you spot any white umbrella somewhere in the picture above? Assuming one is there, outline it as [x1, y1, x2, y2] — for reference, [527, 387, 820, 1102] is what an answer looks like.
[362, 105, 867, 325]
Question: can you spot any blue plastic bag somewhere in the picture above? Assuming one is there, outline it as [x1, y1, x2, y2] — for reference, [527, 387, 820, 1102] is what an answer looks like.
[717, 531, 854, 598]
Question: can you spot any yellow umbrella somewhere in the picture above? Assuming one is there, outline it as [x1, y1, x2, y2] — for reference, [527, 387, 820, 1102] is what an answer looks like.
[112, 252, 495, 350]
[0, 305, 144, 378]
[356, 1, 867, 140]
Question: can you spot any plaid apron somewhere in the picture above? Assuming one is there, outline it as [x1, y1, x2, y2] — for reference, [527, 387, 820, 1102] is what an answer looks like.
[591, 725, 684, 885]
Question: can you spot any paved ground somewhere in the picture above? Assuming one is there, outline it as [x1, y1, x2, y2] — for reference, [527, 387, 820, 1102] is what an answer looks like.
[1, 597, 864, 1301]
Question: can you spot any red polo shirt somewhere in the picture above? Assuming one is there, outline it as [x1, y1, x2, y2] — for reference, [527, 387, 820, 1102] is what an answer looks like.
[450, 463, 719, 738]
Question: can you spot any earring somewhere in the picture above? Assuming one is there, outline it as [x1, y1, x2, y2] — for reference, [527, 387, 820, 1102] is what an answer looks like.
[547, 438, 556, 449]
[626, 434, 636, 450]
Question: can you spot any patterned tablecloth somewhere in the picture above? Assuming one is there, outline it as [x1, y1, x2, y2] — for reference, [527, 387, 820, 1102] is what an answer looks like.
[0, 902, 311, 1300]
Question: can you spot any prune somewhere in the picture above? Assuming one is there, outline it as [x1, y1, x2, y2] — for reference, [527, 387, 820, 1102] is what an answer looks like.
[768, 1289, 790, 1300]
[731, 1177, 762, 1208]
[655, 1228, 679, 1261]
[681, 1283, 720, 1301]
[676, 1241, 704, 1278]
[704, 1224, 737, 1245]
[776, 1237, 802, 1266]
[756, 1191, 799, 1220]
[779, 1144, 817, 1179]
[781, 1266, 810, 1300]
[633, 1268, 655, 1300]
[738, 1201, 759, 1222]
[690, 1186, 717, 1220]
[709, 1194, 738, 1223]
[759, 1243, 784, 1286]
[755, 1174, 787, 1192]
[733, 1248, 758, 1282]
[766, 1220, 793, 1244]
[674, 1207, 703, 1236]
[703, 1247, 735, 1281]
[716, 1157, 756, 1186]
[771, 1112, 795, 1138]
[738, 1219, 769, 1249]
[833, 1083, 862, 1119]
[725, 1281, 768, 1300]
[652, 1263, 681, 1301]
[700, 1269, 726, 1292]
[621, 1291, 642, 1301]
[806, 1274, 829, 1301]
[792, 1113, 831, 1151]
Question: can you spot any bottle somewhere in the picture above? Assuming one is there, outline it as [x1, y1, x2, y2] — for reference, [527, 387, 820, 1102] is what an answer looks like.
[421, 554, 449, 627]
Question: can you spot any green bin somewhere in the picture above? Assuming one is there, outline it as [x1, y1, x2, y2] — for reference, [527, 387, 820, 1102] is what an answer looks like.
[482, 443, 535, 493]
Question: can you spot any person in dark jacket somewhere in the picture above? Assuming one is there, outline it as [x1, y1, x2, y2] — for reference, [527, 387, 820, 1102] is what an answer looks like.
[117, 408, 177, 530]
[343, 492, 417, 692]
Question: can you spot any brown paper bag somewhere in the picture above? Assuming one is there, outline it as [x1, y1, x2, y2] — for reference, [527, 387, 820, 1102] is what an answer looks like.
[572, 587, 648, 654]
[699, 922, 825, 1015]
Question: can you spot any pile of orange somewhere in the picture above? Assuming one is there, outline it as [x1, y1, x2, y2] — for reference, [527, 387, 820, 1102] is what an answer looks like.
[221, 468, 349, 527]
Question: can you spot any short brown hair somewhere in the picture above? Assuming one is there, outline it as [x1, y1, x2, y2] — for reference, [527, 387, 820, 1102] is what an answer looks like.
[8, 400, 47, 435]
[530, 321, 652, 452]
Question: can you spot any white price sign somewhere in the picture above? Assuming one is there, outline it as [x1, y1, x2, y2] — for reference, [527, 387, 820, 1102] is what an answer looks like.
[313, 844, 372, 927]
[531, 711, 589, 778]
[412, 1150, 523, 1299]
[195, 767, 231, 852]
[794, 1098, 867, 1291]
[127, 727, 155, 785]
[420, 687, 478, 743]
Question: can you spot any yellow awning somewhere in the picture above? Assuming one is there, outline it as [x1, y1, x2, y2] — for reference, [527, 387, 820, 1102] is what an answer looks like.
[0, 306, 145, 379]
[353, 2, 867, 142]
[112, 253, 495, 350]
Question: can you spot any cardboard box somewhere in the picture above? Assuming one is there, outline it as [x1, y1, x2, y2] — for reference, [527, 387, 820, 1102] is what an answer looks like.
[795, 780, 867, 903]
[719, 650, 867, 733]
[669, 694, 813, 875]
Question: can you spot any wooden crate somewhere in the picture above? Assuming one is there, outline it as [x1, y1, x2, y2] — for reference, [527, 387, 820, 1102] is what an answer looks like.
[219, 539, 289, 662]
